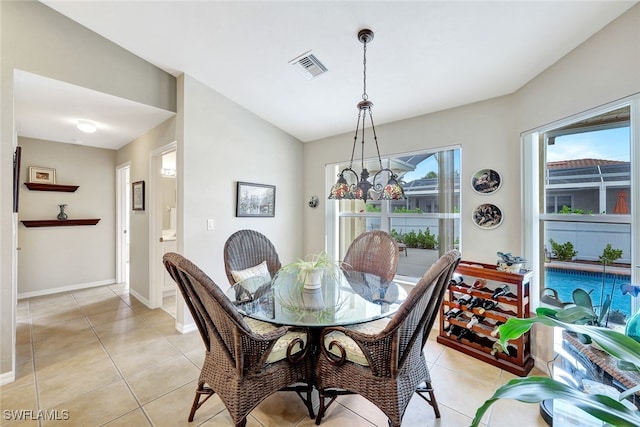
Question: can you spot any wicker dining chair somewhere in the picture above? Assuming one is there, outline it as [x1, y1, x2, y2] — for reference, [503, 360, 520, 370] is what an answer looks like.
[315, 249, 462, 426]
[163, 252, 314, 427]
[343, 230, 399, 282]
[224, 229, 282, 286]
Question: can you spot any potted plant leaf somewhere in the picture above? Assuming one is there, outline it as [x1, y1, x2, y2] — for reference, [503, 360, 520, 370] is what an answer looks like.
[472, 309, 640, 427]
[276, 251, 342, 290]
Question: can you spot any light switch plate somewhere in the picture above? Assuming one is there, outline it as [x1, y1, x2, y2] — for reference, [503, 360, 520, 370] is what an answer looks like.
[207, 219, 215, 230]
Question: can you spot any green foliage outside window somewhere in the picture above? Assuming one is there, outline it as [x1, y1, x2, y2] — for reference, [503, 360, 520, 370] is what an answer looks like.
[391, 228, 438, 249]
[559, 205, 584, 214]
[549, 238, 578, 261]
[393, 207, 423, 213]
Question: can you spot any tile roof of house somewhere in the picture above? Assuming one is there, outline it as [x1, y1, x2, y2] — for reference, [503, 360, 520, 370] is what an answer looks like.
[547, 158, 628, 170]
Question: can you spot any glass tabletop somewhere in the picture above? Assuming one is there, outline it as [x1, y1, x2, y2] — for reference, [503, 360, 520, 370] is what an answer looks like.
[225, 268, 407, 327]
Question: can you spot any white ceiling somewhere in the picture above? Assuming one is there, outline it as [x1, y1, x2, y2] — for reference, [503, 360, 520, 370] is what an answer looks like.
[14, 70, 175, 150]
[16, 1, 637, 150]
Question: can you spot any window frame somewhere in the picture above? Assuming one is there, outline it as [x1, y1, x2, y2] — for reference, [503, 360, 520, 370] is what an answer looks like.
[522, 96, 639, 313]
[326, 146, 462, 283]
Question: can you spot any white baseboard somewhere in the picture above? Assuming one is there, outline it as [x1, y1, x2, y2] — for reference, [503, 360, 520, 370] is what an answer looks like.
[0, 370, 16, 386]
[129, 288, 153, 308]
[176, 321, 197, 334]
[17, 279, 116, 300]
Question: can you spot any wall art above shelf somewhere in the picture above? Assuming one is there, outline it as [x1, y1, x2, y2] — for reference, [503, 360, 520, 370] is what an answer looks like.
[25, 183, 79, 192]
[21, 219, 100, 228]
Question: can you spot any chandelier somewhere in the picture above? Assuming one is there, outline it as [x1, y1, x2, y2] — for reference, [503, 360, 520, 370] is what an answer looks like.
[328, 29, 406, 202]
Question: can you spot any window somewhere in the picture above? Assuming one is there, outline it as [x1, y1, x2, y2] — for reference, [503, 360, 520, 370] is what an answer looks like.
[546, 195, 573, 214]
[524, 100, 638, 326]
[327, 147, 461, 280]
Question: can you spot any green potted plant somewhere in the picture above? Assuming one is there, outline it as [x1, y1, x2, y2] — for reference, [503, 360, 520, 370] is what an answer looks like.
[277, 251, 341, 290]
[472, 310, 640, 427]
[548, 238, 578, 261]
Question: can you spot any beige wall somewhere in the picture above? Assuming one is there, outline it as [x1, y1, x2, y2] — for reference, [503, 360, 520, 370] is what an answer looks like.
[179, 74, 304, 285]
[1, 1, 176, 379]
[115, 118, 177, 304]
[17, 138, 117, 295]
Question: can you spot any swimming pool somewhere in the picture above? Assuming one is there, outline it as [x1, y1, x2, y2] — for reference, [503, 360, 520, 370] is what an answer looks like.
[545, 268, 632, 318]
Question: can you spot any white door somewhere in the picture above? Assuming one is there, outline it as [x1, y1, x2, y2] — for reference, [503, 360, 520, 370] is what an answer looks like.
[116, 163, 130, 285]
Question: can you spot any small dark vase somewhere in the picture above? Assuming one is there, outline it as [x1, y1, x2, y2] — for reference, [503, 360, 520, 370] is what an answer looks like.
[57, 204, 68, 221]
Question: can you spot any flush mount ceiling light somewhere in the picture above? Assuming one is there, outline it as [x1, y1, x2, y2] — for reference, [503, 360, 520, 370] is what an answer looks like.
[77, 120, 97, 133]
[328, 29, 405, 202]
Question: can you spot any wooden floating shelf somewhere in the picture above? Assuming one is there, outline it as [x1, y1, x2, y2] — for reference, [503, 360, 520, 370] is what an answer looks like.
[21, 219, 100, 228]
[25, 183, 79, 192]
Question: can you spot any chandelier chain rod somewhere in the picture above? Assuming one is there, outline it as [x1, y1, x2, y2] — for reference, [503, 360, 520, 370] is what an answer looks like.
[349, 108, 363, 169]
[367, 109, 384, 170]
[328, 28, 406, 202]
[360, 110, 367, 170]
[362, 38, 368, 101]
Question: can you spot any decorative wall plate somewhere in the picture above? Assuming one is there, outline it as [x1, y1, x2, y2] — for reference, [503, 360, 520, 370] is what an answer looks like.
[472, 203, 503, 229]
[471, 169, 502, 194]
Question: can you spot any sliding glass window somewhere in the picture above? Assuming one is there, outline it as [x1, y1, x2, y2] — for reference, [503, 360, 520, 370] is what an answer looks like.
[327, 147, 461, 280]
[523, 99, 638, 328]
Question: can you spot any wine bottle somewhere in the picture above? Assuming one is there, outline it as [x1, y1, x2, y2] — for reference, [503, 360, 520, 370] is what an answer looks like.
[445, 308, 464, 320]
[491, 285, 510, 300]
[482, 299, 498, 311]
[446, 324, 463, 337]
[467, 278, 487, 293]
[490, 341, 517, 357]
[467, 297, 483, 310]
[455, 294, 473, 307]
[477, 299, 497, 315]
[490, 321, 504, 337]
[466, 315, 485, 329]
[449, 274, 464, 286]
[456, 328, 474, 342]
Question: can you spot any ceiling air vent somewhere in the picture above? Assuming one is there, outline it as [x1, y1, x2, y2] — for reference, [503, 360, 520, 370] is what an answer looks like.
[289, 51, 328, 80]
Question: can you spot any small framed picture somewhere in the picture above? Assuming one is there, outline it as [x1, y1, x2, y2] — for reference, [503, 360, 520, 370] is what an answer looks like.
[472, 203, 503, 229]
[236, 182, 275, 217]
[28, 166, 56, 184]
[132, 181, 145, 211]
[471, 168, 502, 194]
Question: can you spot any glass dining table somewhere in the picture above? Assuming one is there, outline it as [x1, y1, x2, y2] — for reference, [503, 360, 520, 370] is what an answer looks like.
[225, 268, 407, 329]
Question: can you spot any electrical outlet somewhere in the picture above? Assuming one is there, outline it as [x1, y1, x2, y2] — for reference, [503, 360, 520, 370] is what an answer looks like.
[207, 219, 215, 230]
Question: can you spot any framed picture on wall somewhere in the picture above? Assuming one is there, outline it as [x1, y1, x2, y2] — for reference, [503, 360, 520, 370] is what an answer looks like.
[132, 180, 145, 211]
[28, 166, 56, 184]
[471, 168, 502, 194]
[472, 203, 503, 229]
[236, 182, 275, 217]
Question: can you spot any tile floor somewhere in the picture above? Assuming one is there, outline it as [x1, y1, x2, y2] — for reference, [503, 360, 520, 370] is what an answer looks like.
[2, 283, 549, 426]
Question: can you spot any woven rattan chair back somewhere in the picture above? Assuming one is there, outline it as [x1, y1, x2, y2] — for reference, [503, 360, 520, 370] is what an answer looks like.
[163, 252, 313, 427]
[315, 249, 461, 427]
[343, 230, 399, 282]
[224, 229, 282, 286]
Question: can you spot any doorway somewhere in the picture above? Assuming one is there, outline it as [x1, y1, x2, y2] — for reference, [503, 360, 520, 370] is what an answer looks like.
[116, 163, 130, 286]
[149, 142, 178, 315]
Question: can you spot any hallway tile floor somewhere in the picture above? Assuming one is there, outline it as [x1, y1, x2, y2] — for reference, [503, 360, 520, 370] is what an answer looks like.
[2, 283, 547, 426]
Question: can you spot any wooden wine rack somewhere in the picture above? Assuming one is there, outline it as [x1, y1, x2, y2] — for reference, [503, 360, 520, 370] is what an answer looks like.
[437, 260, 534, 376]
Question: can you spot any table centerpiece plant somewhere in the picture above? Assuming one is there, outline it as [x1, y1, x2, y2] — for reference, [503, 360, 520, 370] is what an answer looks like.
[472, 308, 640, 427]
[276, 251, 343, 291]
